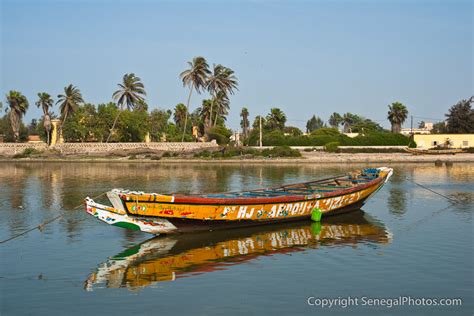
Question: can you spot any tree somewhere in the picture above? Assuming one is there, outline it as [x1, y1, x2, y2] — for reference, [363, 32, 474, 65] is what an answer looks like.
[108, 73, 146, 142]
[431, 122, 447, 134]
[283, 126, 303, 136]
[57, 84, 84, 132]
[173, 103, 188, 129]
[206, 64, 238, 128]
[36, 92, 53, 144]
[149, 109, 172, 141]
[266, 108, 287, 130]
[0, 114, 28, 142]
[180, 56, 210, 141]
[342, 113, 361, 133]
[27, 119, 39, 135]
[252, 115, 266, 129]
[306, 115, 325, 132]
[387, 102, 408, 133]
[240, 107, 250, 138]
[213, 90, 230, 125]
[445, 96, 474, 133]
[418, 121, 426, 129]
[351, 119, 384, 133]
[5, 90, 29, 142]
[328, 112, 343, 128]
[62, 103, 97, 142]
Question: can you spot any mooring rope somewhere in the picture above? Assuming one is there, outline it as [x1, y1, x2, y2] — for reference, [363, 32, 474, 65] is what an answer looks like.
[405, 178, 462, 204]
[0, 191, 107, 245]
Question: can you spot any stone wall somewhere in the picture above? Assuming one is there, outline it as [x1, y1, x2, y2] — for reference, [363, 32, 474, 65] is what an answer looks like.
[0, 143, 48, 155]
[0, 141, 218, 156]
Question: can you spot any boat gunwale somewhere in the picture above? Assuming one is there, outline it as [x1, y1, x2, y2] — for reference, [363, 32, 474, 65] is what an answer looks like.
[120, 176, 384, 206]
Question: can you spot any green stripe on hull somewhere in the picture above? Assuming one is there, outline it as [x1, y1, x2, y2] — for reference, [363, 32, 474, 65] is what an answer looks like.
[113, 222, 141, 231]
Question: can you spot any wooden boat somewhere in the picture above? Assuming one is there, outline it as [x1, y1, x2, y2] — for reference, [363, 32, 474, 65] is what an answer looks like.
[85, 210, 391, 291]
[84, 167, 393, 235]
[404, 147, 463, 155]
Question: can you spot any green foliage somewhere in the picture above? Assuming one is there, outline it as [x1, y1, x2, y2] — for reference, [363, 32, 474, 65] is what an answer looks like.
[306, 115, 325, 132]
[266, 108, 287, 130]
[311, 127, 340, 136]
[350, 119, 384, 133]
[0, 114, 28, 142]
[258, 130, 412, 146]
[116, 109, 149, 142]
[207, 125, 232, 145]
[445, 96, 474, 133]
[252, 115, 266, 129]
[387, 102, 408, 133]
[263, 145, 301, 157]
[62, 103, 98, 142]
[149, 109, 172, 141]
[283, 126, 303, 136]
[12, 147, 42, 158]
[431, 122, 447, 134]
[324, 141, 340, 152]
[328, 112, 343, 128]
[61, 103, 150, 142]
[193, 145, 301, 159]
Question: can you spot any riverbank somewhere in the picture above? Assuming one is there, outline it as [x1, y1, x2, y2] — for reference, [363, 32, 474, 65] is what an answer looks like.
[2, 152, 473, 163]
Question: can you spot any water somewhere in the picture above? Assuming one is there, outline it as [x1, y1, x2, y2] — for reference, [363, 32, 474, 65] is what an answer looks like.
[0, 162, 472, 315]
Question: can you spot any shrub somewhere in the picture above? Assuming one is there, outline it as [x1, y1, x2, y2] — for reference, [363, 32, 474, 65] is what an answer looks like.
[207, 126, 232, 145]
[311, 127, 341, 136]
[13, 148, 42, 158]
[264, 146, 301, 158]
[324, 142, 340, 152]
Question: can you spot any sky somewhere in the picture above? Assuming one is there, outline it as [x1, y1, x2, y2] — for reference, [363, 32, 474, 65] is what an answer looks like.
[1, 0, 472, 131]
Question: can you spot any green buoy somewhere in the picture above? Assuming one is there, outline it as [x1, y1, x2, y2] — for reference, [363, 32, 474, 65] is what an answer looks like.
[311, 207, 322, 222]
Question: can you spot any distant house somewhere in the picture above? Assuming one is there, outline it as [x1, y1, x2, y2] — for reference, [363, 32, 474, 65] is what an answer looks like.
[400, 122, 433, 135]
[413, 134, 473, 149]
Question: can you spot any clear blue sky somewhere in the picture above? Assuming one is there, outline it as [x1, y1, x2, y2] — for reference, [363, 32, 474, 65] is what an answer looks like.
[1, 0, 472, 131]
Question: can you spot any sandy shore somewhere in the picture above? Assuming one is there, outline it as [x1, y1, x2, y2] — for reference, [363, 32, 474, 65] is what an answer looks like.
[1, 152, 473, 163]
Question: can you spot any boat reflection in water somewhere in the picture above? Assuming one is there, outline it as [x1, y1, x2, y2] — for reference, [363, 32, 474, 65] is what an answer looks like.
[85, 210, 391, 291]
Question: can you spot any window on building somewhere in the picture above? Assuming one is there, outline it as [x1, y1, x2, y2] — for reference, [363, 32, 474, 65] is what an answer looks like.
[463, 141, 468, 147]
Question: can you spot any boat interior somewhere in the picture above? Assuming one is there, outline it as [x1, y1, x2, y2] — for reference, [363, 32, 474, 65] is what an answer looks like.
[202, 168, 382, 199]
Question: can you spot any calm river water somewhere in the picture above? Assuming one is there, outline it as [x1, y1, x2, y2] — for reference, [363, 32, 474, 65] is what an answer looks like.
[0, 162, 472, 315]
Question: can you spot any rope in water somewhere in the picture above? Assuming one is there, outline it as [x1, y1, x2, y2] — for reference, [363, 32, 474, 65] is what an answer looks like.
[406, 178, 462, 204]
[0, 192, 107, 245]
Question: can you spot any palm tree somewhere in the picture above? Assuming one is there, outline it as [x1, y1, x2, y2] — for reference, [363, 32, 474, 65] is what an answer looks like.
[342, 113, 357, 133]
[213, 67, 238, 127]
[387, 102, 408, 133]
[180, 56, 210, 141]
[173, 103, 188, 129]
[198, 99, 212, 124]
[57, 84, 83, 130]
[240, 107, 250, 138]
[108, 73, 146, 142]
[36, 92, 53, 145]
[206, 64, 238, 128]
[6, 90, 29, 142]
[328, 112, 343, 128]
[213, 90, 230, 125]
[266, 108, 287, 130]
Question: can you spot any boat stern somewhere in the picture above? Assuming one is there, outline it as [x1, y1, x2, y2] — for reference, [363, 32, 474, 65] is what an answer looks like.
[84, 197, 177, 235]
